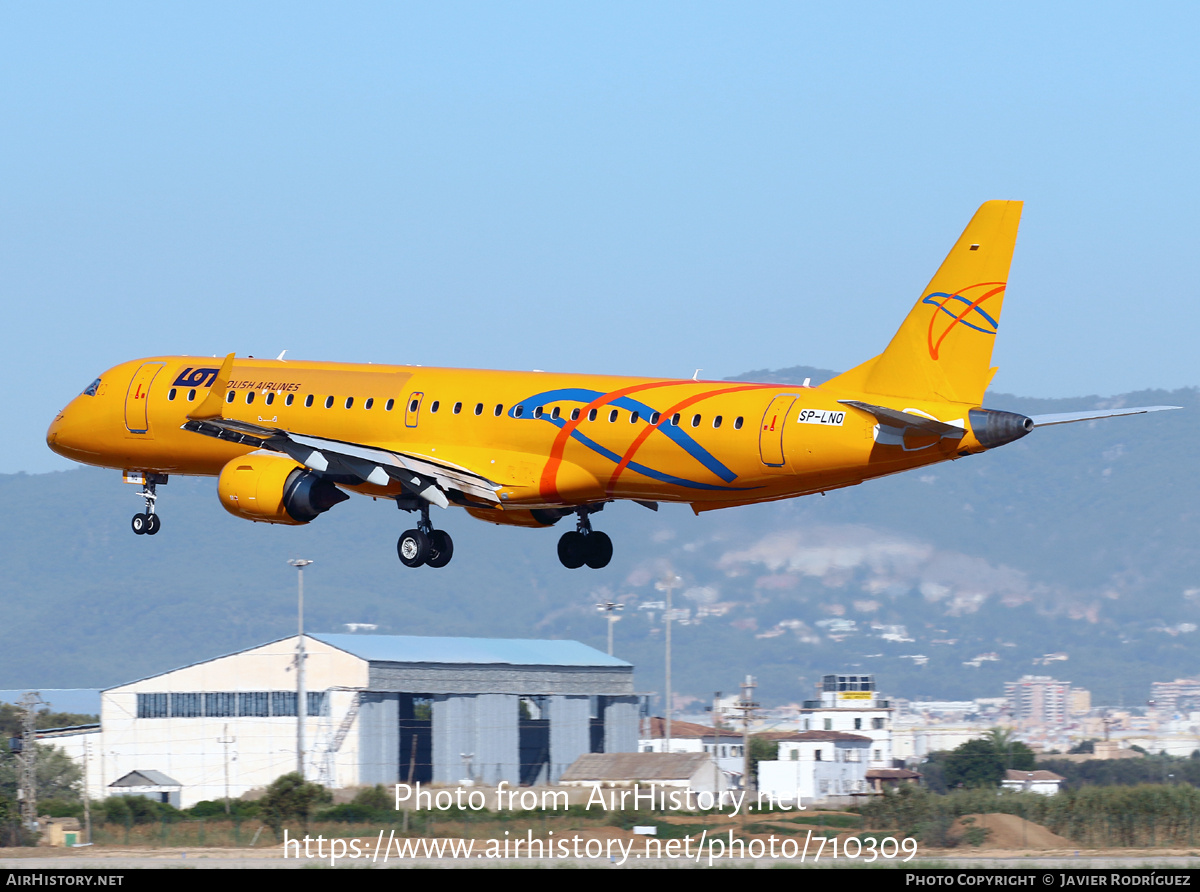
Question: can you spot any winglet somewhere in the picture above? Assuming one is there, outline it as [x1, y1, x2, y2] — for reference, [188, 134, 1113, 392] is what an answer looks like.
[187, 352, 235, 421]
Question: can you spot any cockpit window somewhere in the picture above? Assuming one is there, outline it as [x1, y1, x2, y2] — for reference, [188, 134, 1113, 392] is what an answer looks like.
[82, 378, 101, 397]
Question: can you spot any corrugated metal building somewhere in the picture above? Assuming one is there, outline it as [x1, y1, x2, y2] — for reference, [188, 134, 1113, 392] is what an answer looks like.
[85, 633, 637, 808]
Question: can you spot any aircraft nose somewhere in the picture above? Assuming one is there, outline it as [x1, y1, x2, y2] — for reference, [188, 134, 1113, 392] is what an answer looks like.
[47, 402, 101, 460]
[46, 412, 65, 448]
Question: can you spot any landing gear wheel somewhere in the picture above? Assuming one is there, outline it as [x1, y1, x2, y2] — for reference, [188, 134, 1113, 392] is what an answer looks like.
[145, 514, 161, 536]
[557, 531, 588, 569]
[584, 531, 613, 569]
[131, 513, 148, 535]
[426, 530, 454, 568]
[397, 529, 431, 567]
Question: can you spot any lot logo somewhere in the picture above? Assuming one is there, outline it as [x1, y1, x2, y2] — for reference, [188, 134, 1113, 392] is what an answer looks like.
[173, 367, 220, 388]
[922, 282, 1004, 360]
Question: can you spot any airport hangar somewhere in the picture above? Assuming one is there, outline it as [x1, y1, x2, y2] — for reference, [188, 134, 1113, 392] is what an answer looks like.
[76, 634, 638, 808]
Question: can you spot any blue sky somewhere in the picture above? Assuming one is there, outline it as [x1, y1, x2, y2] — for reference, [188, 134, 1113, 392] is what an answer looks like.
[5, 3, 1198, 473]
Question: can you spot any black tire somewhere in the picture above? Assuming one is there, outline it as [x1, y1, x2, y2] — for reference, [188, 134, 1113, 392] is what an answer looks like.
[397, 529, 430, 567]
[584, 530, 613, 569]
[426, 530, 454, 568]
[557, 531, 587, 569]
[131, 513, 148, 535]
[145, 514, 161, 536]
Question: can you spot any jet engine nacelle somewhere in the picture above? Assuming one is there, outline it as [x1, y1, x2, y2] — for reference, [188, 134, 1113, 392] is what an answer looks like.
[217, 453, 349, 525]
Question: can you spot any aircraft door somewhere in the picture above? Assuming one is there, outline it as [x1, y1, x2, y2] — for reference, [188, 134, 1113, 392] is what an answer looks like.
[125, 362, 165, 434]
[405, 392, 423, 428]
[759, 394, 798, 467]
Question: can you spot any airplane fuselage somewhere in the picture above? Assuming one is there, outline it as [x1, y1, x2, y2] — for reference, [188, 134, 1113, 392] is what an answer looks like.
[47, 355, 988, 514]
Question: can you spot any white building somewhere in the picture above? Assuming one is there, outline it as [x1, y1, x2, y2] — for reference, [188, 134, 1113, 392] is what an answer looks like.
[757, 731, 872, 805]
[638, 717, 746, 786]
[796, 674, 894, 768]
[64, 633, 637, 808]
[1001, 769, 1064, 796]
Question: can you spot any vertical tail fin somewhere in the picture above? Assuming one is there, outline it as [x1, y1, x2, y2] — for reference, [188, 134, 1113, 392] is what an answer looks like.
[828, 200, 1023, 405]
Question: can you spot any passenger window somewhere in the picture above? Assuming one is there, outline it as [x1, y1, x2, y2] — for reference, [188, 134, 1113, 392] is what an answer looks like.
[365, 397, 373, 409]
[671, 413, 680, 426]
[285, 394, 294, 406]
[691, 414, 701, 427]
[515, 405, 525, 418]
[409, 398, 419, 413]
[453, 402, 462, 414]
[168, 389, 176, 401]
[571, 408, 580, 421]
[533, 406, 543, 418]
[552, 407, 561, 420]
[305, 395, 314, 408]
[187, 389, 196, 402]
[734, 416, 743, 430]
[588, 409, 598, 422]
[324, 396, 334, 409]
[475, 403, 484, 416]
[246, 392, 255, 405]
[713, 415, 722, 428]
[650, 412, 660, 425]
[494, 404, 503, 416]
[226, 391, 235, 403]
[385, 398, 394, 411]
[430, 400, 439, 413]
[345, 397, 354, 409]
[265, 392, 275, 406]
[630, 411, 639, 423]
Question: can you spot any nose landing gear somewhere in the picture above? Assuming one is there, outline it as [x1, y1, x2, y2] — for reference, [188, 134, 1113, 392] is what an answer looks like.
[396, 500, 454, 568]
[557, 505, 612, 569]
[130, 474, 167, 536]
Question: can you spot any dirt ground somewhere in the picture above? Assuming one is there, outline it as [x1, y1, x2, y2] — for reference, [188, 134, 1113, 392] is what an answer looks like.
[953, 813, 1074, 849]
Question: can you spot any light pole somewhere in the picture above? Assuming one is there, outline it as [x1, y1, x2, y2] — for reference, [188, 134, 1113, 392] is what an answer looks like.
[288, 559, 313, 778]
[655, 574, 682, 750]
[596, 600, 624, 656]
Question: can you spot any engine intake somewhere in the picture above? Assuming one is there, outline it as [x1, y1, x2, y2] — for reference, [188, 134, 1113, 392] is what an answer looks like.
[217, 453, 348, 524]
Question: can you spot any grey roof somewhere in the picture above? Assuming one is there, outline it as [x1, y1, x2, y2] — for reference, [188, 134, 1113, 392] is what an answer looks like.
[110, 770, 181, 788]
[561, 752, 713, 782]
[312, 633, 631, 668]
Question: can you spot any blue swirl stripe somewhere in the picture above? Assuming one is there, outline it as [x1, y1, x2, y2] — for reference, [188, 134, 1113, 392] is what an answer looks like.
[508, 387, 749, 492]
[921, 292, 1000, 335]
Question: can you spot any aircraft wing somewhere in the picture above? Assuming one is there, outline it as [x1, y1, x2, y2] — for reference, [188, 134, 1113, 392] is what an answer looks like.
[181, 416, 501, 508]
[1029, 406, 1181, 427]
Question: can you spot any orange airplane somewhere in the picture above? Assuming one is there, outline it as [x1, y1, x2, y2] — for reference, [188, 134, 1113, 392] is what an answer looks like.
[46, 201, 1176, 569]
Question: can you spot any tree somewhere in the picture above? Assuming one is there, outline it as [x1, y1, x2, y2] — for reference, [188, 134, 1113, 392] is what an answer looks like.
[942, 729, 1035, 789]
[0, 704, 98, 738]
[748, 735, 778, 785]
[259, 772, 330, 837]
[0, 743, 82, 802]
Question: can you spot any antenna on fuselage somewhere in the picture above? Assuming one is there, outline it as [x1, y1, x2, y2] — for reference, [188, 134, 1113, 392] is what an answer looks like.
[692, 369, 702, 381]
[277, 350, 288, 361]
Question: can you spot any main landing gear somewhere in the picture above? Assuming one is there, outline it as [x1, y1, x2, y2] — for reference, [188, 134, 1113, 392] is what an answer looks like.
[557, 506, 612, 570]
[396, 501, 454, 569]
[130, 474, 167, 536]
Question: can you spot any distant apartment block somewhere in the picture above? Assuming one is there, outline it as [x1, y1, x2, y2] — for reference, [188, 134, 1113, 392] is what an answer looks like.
[1005, 675, 1071, 729]
[1150, 679, 1200, 717]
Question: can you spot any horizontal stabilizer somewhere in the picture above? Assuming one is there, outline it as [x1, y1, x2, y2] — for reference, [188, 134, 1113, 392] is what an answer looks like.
[1030, 406, 1181, 427]
[839, 400, 966, 437]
